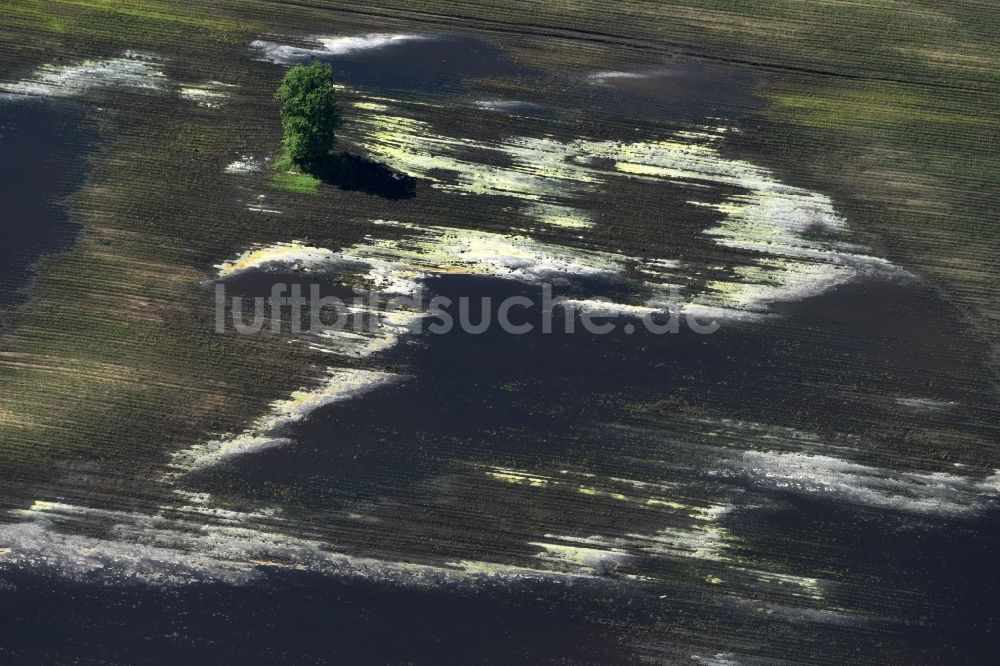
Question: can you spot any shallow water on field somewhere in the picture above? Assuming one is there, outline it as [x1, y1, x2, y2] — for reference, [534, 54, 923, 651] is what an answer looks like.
[0, 98, 94, 309]
[1, 30, 999, 665]
[251, 31, 761, 123]
[252, 33, 534, 94]
[4, 263, 996, 662]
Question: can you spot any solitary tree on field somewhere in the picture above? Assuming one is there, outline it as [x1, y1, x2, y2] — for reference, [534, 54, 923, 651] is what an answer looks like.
[274, 62, 341, 168]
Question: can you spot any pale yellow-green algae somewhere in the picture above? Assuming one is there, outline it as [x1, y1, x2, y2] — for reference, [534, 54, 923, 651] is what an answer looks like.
[179, 80, 235, 108]
[346, 104, 900, 319]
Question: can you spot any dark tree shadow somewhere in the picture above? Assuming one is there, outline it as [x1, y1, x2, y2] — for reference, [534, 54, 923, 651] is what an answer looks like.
[307, 152, 416, 200]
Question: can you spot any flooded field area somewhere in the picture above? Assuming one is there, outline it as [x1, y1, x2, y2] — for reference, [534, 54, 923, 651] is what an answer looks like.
[0, 7, 998, 665]
[0, 98, 93, 309]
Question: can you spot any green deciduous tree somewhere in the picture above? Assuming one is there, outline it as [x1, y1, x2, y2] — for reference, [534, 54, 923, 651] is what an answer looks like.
[274, 62, 341, 168]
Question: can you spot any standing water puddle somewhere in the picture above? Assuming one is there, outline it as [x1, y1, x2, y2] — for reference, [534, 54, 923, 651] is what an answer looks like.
[252, 33, 535, 94]
[0, 97, 94, 310]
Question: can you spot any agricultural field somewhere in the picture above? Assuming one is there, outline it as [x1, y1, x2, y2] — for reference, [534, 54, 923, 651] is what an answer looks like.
[0, 1, 997, 663]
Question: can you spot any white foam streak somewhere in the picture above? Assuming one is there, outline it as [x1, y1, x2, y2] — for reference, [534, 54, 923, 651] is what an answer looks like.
[0, 500, 591, 587]
[317, 34, 424, 54]
[250, 34, 425, 64]
[166, 369, 399, 476]
[587, 70, 655, 83]
[179, 80, 235, 108]
[895, 396, 958, 413]
[224, 156, 265, 175]
[720, 450, 1000, 514]
[0, 55, 167, 97]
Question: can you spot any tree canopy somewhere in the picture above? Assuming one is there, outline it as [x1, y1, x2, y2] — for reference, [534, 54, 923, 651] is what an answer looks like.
[274, 62, 341, 168]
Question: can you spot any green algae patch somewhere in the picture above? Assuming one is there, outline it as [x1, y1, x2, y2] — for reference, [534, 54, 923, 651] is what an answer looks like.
[1, 0, 255, 43]
[766, 83, 1000, 132]
[271, 170, 321, 195]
